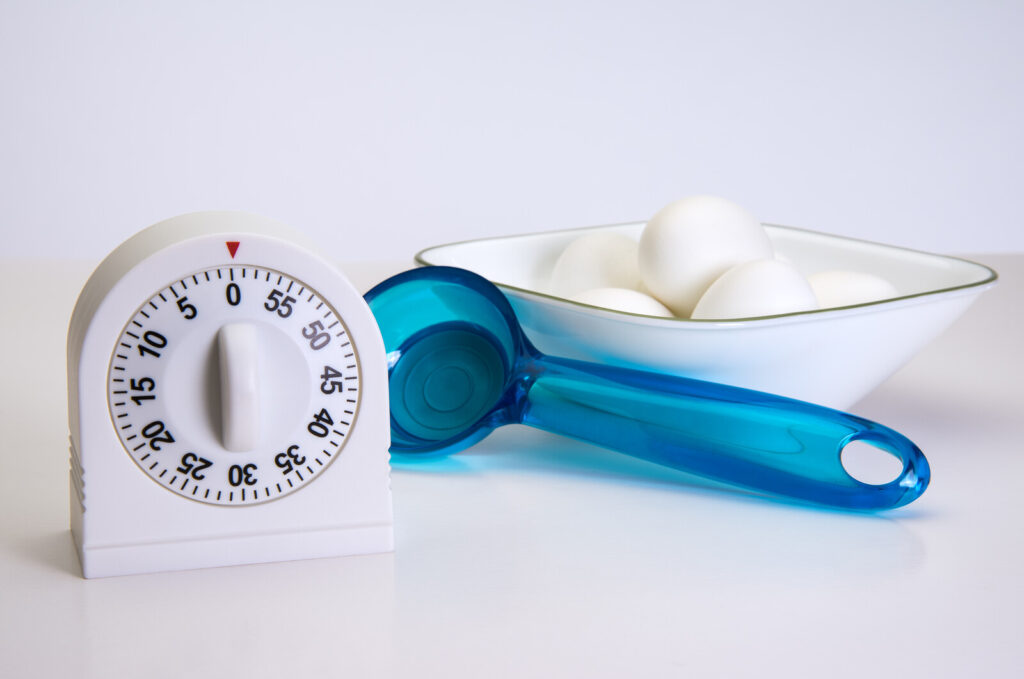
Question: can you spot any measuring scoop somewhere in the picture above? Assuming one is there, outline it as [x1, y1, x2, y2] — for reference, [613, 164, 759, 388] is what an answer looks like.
[365, 266, 929, 509]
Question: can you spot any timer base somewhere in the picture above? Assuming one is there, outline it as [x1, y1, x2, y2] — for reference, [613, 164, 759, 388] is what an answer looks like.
[73, 520, 394, 579]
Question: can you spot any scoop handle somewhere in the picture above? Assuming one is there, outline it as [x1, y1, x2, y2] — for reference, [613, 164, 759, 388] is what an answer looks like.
[517, 355, 929, 509]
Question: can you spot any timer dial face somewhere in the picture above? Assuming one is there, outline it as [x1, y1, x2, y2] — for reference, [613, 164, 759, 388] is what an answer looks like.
[107, 265, 361, 505]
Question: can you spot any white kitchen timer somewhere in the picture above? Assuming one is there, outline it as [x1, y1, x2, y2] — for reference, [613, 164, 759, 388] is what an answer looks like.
[67, 211, 393, 578]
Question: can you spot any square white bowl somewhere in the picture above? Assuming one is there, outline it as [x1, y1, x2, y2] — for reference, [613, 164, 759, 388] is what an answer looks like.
[416, 223, 997, 410]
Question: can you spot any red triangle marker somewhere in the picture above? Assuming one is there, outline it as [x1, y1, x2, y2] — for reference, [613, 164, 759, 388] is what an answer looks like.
[226, 241, 240, 258]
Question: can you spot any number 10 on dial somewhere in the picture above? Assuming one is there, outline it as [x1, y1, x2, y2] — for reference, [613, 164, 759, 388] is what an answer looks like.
[68, 212, 393, 578]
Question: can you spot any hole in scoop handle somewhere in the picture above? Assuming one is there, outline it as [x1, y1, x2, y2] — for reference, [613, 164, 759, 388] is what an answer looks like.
[517, 356, 930, 510]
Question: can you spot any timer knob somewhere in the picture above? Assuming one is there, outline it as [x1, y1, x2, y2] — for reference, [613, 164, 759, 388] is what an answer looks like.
[218, 322, 261, 452]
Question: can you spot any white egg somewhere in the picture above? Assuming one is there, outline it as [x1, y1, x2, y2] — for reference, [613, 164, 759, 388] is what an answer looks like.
[691, 259, 818, 320]
[639, 195, 773, 317]
[569, 287, 675, 317]
[548, 232, 641, 298]
[808, 270, 899, 309]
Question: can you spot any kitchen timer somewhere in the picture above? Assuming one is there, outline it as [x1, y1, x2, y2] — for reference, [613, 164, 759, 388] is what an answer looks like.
[67, 212, 393, 578]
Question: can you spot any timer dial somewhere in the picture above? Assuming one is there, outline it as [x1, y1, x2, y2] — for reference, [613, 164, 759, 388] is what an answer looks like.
[107, 265, 361, 505]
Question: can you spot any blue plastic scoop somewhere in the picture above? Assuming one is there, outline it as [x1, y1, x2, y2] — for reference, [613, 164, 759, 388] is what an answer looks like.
[365, 266, 929, 510]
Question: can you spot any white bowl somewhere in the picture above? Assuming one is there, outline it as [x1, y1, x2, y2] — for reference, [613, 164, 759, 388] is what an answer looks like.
[416, 223, 997, 409]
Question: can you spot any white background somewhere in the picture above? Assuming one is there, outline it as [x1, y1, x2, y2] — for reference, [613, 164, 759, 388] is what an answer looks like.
[2, 0, 1022, 259]
[2, 4, 1023, 675]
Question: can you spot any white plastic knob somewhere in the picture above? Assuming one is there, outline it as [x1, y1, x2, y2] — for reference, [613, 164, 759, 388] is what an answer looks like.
[218, 322, 260, 452]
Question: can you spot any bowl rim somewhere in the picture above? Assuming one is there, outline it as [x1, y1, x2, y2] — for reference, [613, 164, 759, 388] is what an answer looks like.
[415, 221, 999, 326]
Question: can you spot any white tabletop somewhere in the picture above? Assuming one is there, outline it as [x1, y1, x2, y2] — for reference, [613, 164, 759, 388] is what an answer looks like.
[1, 254, 1021, 678]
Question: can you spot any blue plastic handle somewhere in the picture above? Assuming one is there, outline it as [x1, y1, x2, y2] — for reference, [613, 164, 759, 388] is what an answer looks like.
[365, 266, 929, 510]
